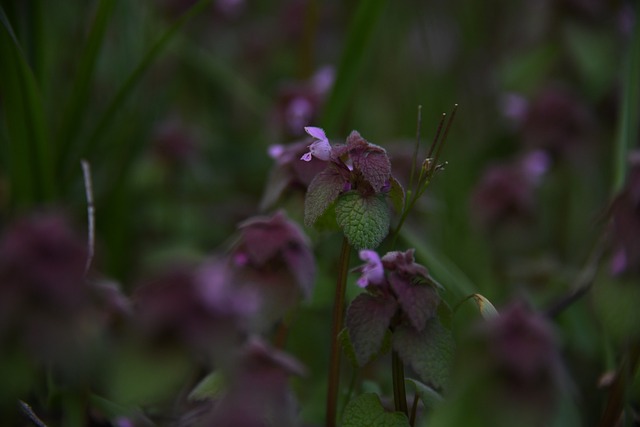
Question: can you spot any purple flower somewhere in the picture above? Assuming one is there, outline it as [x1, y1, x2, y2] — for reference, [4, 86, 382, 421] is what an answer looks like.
[356, 250, 385, 287]
[301, 126, 332, 161]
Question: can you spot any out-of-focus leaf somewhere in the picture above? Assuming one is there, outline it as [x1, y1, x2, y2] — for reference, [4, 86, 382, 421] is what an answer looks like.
[388, 176, 405, 214]
[346, 293, 397, 366]
[342, 393, 410, 427]
[336, 192, 390, 250]
[188, 371, 226, 401]
[393, 318, 454, 390]
[405, 378, 443, 409]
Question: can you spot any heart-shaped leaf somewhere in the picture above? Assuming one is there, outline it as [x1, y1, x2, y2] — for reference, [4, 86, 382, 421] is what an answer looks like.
[335, 192, 390, 249]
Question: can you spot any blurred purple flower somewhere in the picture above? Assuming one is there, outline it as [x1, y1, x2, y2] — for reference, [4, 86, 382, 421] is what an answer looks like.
[273, 66, 334, 137]
[233, 211, 316, 299]
[520, 86, 592, 158]
[456, 300, 568, 426]
[0, 213, 88, 311]
[133, 263, 246, 354]
[355, 250, 385, 288]
[151, 116, 200, 167]
[202, 337, 305, 426]
[470, 151, 549, 229]
[301, 126, 332, 161]
[486, 302, 562, 388]
[500, 92, 529, 123]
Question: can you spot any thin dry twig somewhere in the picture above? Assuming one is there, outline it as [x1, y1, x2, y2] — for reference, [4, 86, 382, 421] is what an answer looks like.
[18, 400, 48, 427]
[81, 159, 95, 274]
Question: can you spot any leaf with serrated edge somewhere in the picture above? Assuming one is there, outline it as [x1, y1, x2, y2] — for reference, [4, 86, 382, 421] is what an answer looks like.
[335, 192, 390, 249]
[342, 393, 411, 427]
[393, 318, 454, 390]
[346, 293, 398, 366]
[389, 273, 439, 332]
[304, 165, 345, 227]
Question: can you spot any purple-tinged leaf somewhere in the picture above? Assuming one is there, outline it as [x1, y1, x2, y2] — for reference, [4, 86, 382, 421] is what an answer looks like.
[304, 164, 347, 227]
[335, 192, 390, 250]
[346, 131, 391, 192]
[381, 249, 429, 279]
[387, 176, 405, 214]
[281, 244, 316, 299]
[389, 273, 439, 332]
[393, 318, 454, 390]
[346, 293, 398, 366]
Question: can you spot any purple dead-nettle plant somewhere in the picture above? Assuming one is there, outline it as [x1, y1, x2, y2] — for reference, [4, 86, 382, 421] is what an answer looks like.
[346, 249, 453, 389]
[230, 210, 316, 330]
[194, 337, 306, 427]
[301, 126, 405, 250]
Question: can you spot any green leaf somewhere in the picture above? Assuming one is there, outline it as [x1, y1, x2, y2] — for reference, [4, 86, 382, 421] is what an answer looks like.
[405, 378, 443, 409]
[335, 192, 390, 250]
[0, 5, 55, 205]
[304, 165, 346, 227]
[342, 393, 410, 427]
[188, 371, 226, 401]
[387, 176, 405, 214]
[339, 327, 359, 367]
[393, 318, 454, 390]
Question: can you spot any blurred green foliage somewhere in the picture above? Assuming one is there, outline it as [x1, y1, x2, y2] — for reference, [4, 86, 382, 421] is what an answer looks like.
[1, 0, 639, 425]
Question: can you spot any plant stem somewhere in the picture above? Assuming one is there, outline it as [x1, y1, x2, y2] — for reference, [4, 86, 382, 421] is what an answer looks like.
[409, 393, 419, 426]
[598, 342, 640, 427]
[392, 350, 408, 415]
[326, 237, 352, 427]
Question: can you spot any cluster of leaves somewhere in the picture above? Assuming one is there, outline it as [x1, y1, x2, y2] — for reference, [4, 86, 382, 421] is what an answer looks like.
[344, 249, 452, 391]
[302, 128, 404, 249]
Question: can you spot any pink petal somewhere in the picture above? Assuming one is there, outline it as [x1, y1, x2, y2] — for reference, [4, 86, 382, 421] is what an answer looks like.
[304, 126, 328, 142]
[310, 140, 332, 161]
[300, 152, 313, 162]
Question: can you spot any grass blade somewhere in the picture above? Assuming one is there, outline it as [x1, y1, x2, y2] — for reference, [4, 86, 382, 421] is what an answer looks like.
[0, 5, 55, 206]
[65, 0, 213, 178]
[56, 0, 118, 172]
[612, 5, 640, 194]
[320, 0, 388, 133]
